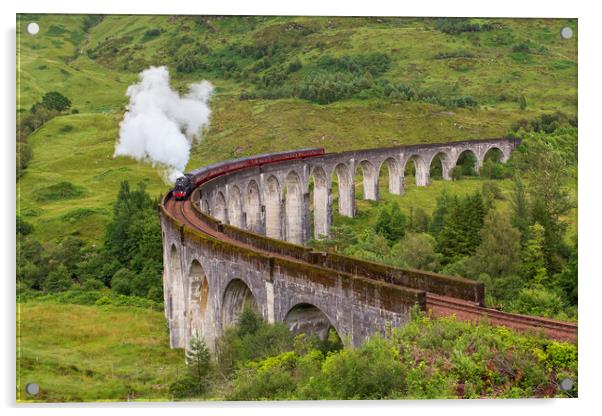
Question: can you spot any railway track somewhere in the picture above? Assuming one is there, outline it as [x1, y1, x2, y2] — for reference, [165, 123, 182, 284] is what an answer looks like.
[164, 197, 577, 343]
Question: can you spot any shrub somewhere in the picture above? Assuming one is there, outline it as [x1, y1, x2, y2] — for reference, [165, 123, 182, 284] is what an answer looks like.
[35, 181, 86, 202]
[45, 264, 73, 293]
[511, 285, 565, 318]
[389, 233, 440, 271]
[169, 376, 203, 399]
[316, 336, 406, 399]
[450, 166, 463, 180]
[40, 91, 71, 112]
[111, 268, 134, 296]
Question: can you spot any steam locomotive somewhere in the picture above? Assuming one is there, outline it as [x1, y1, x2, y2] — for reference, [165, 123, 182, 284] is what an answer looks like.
[172, 148, 325, 200]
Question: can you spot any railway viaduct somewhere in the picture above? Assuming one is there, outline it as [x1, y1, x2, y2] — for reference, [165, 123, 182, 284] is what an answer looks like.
[159, 138, 577, 352]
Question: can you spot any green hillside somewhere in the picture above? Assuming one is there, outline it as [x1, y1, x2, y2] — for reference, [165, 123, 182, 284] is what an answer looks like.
[16, 15, 578, 402]
[17, 15, 576, 244]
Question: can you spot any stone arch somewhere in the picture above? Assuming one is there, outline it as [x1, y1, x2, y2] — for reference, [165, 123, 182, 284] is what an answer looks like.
[482, 146, 506, 163]
[187, 259, 210, 339]
[245, 180, 262, 233]
[265, 175, 282, 239]
[284, 303, 341, 342]
[454, 149, 479, 176]
[357, 160, 379, 201]
[213, 191, 227, 223]
[285, 170, 304, 244]
[333, 163, 355, 217]
[227, 186, 243, 228]
[168, 244, 184, 348]
[311, 166, 330, 239]
[378, 157, 403, 195]
[429, 151, 452, 181]
[404, 154, 429, 186]
[221, 278, 258, 329]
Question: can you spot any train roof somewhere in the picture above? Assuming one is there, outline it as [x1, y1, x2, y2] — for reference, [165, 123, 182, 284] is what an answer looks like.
[186, 148, 324, 176]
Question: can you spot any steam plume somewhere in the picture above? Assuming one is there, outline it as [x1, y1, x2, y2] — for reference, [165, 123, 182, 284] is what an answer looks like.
[114, 66, 214, 183]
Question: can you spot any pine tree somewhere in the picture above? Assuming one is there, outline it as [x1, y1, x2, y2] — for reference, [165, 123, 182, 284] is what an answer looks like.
[436, 191, 487, 264]
[511, 176, 530, 243]
[186, 334, 211, 394]
[523, 223, 548, 284]
[429, 190, 454, 237]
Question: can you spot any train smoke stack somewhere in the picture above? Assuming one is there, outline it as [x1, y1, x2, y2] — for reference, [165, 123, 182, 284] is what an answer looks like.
[114, 66, 214, 183]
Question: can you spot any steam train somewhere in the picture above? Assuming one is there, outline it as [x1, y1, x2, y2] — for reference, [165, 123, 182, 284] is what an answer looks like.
[172, 148, 325, 200]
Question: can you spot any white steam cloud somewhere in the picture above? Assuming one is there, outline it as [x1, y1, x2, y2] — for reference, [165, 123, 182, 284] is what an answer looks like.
[114, 66, 214, 183]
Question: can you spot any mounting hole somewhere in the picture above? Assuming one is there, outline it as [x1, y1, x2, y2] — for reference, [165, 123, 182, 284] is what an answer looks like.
[560, 378, 574, 391]
[560, 26, 573, 40]
[25, 383, 39, 395]
[26, 22, 40, 35]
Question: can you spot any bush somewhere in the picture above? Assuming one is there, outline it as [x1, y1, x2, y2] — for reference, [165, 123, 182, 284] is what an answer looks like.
[45, 264, 73, 293]
[217, 308, 295, 376]
[511, 286, 565, 318]
[389, 233, 440, 271]
[169, 376, 203, 399]
[434, 18, 493, 35]
[35, 181, 86, 202]
[111, 268, 134, 295]
[375, 202, 407, 243]
[40, 91, 71, 112]
[450, 165, 463, 180]
[316, 337, 406, 399]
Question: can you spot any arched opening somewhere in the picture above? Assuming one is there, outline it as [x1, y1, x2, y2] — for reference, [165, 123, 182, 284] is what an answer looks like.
[213, 191, 227, 223]
[221, 279, 258, 329]
[429, 151, 452, 181]
[284, 303, 343, 351]
[480, 147, 507, 179]
[265, 175, 282, 239]
[245, 180, 262, 233]
[285, 171, 304, 244]
[333, 163, 354, 217]
[168, 244, 183, 347]
[454, 149, 478, 178]
[311, 166, 330, 239]
[404, 154, 429, 187]
[188, 260, 209, 337]
[378, 157, 403, 195]
[356, 160, 378, 201]
[227, 186, 243, 228]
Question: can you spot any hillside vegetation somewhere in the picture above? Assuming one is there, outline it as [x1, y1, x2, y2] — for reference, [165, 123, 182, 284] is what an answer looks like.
[17, 15, 576, 243]
[16, 15, 578, 401]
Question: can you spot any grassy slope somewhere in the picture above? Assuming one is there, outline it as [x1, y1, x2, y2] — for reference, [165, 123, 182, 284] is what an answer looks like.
[16, 15, 576, 244]
[17, 302, 184, 402]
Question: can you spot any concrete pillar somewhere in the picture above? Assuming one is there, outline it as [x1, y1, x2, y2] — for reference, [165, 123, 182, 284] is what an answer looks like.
[227, 186, 243, 228]
[312, 167, 331, 239]
[285, 171, 304, 244]
[414, 156, 429, 187]
[214, 191, 227, 223]
[335, 163, 355, 218]
[360, 161, 379, 201]
[265, 176, 282, 239]
[245, 180, 262, 234]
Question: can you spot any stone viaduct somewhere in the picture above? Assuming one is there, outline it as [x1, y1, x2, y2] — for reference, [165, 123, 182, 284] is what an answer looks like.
[159, 137, 575, 354]
[197, 138, 515, 244]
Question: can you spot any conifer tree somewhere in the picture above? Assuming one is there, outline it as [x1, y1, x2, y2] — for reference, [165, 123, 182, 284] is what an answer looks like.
[186, 334, 211, 394]
[522, 223, 548, 284]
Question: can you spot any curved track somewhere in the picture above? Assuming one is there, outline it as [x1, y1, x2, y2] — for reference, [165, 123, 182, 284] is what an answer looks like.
[163, 187, 577, 343]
